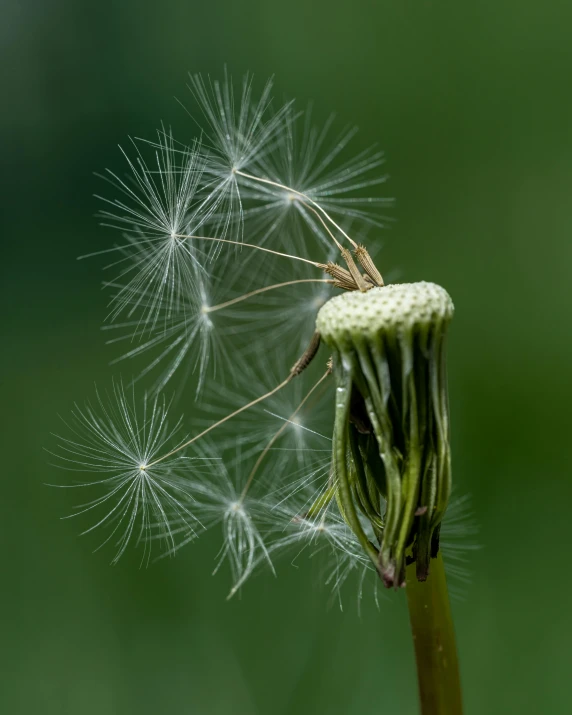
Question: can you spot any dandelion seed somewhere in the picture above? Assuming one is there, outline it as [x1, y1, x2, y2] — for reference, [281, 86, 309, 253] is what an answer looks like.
[264, 485, 373, 608]
[102, 257, 248, 397]
[239, 105, 393, 252]
[91, 129, 210, 328]
[185, 69, 294, 247]
[188, 70, 292, 175]
[166, 452, 274, 597]
[49, 381, 210, 564]
[198, 344, 329, 426]
[205, 258, 336, 359]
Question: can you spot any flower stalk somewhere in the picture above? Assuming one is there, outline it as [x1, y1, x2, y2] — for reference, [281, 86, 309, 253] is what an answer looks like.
[406, 553, 462, 715]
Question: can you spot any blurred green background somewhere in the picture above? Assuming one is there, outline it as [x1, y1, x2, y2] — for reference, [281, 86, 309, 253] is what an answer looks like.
[2, 1, 572, 713]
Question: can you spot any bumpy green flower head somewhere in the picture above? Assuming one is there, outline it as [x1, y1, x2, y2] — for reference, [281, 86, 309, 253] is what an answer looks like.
[316, 282, 453, 343]
[317, 282, 454, 588]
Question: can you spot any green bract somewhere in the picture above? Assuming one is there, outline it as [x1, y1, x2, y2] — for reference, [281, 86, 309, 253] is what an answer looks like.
[316, 282, 454, 587]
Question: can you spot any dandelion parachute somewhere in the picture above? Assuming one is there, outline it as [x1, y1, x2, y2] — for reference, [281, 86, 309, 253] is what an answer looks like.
[50, 382, 210, 564]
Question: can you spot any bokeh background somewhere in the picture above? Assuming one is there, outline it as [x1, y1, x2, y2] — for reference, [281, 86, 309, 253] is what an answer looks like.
[2, 1, 572, 713]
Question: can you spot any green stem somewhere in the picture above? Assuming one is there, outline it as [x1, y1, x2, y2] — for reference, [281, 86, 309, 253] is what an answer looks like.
[406, 553, 463, 715]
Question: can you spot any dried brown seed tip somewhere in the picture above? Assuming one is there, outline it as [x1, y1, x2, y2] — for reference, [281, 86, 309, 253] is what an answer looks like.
[290, 331, 321, 376]
[322, 262, 359, 291]
[354, 245, 384, 287]
[341, 247, 370, 293]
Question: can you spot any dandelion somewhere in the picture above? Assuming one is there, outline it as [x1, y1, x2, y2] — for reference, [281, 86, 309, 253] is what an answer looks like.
[52, 71, 476, 715]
